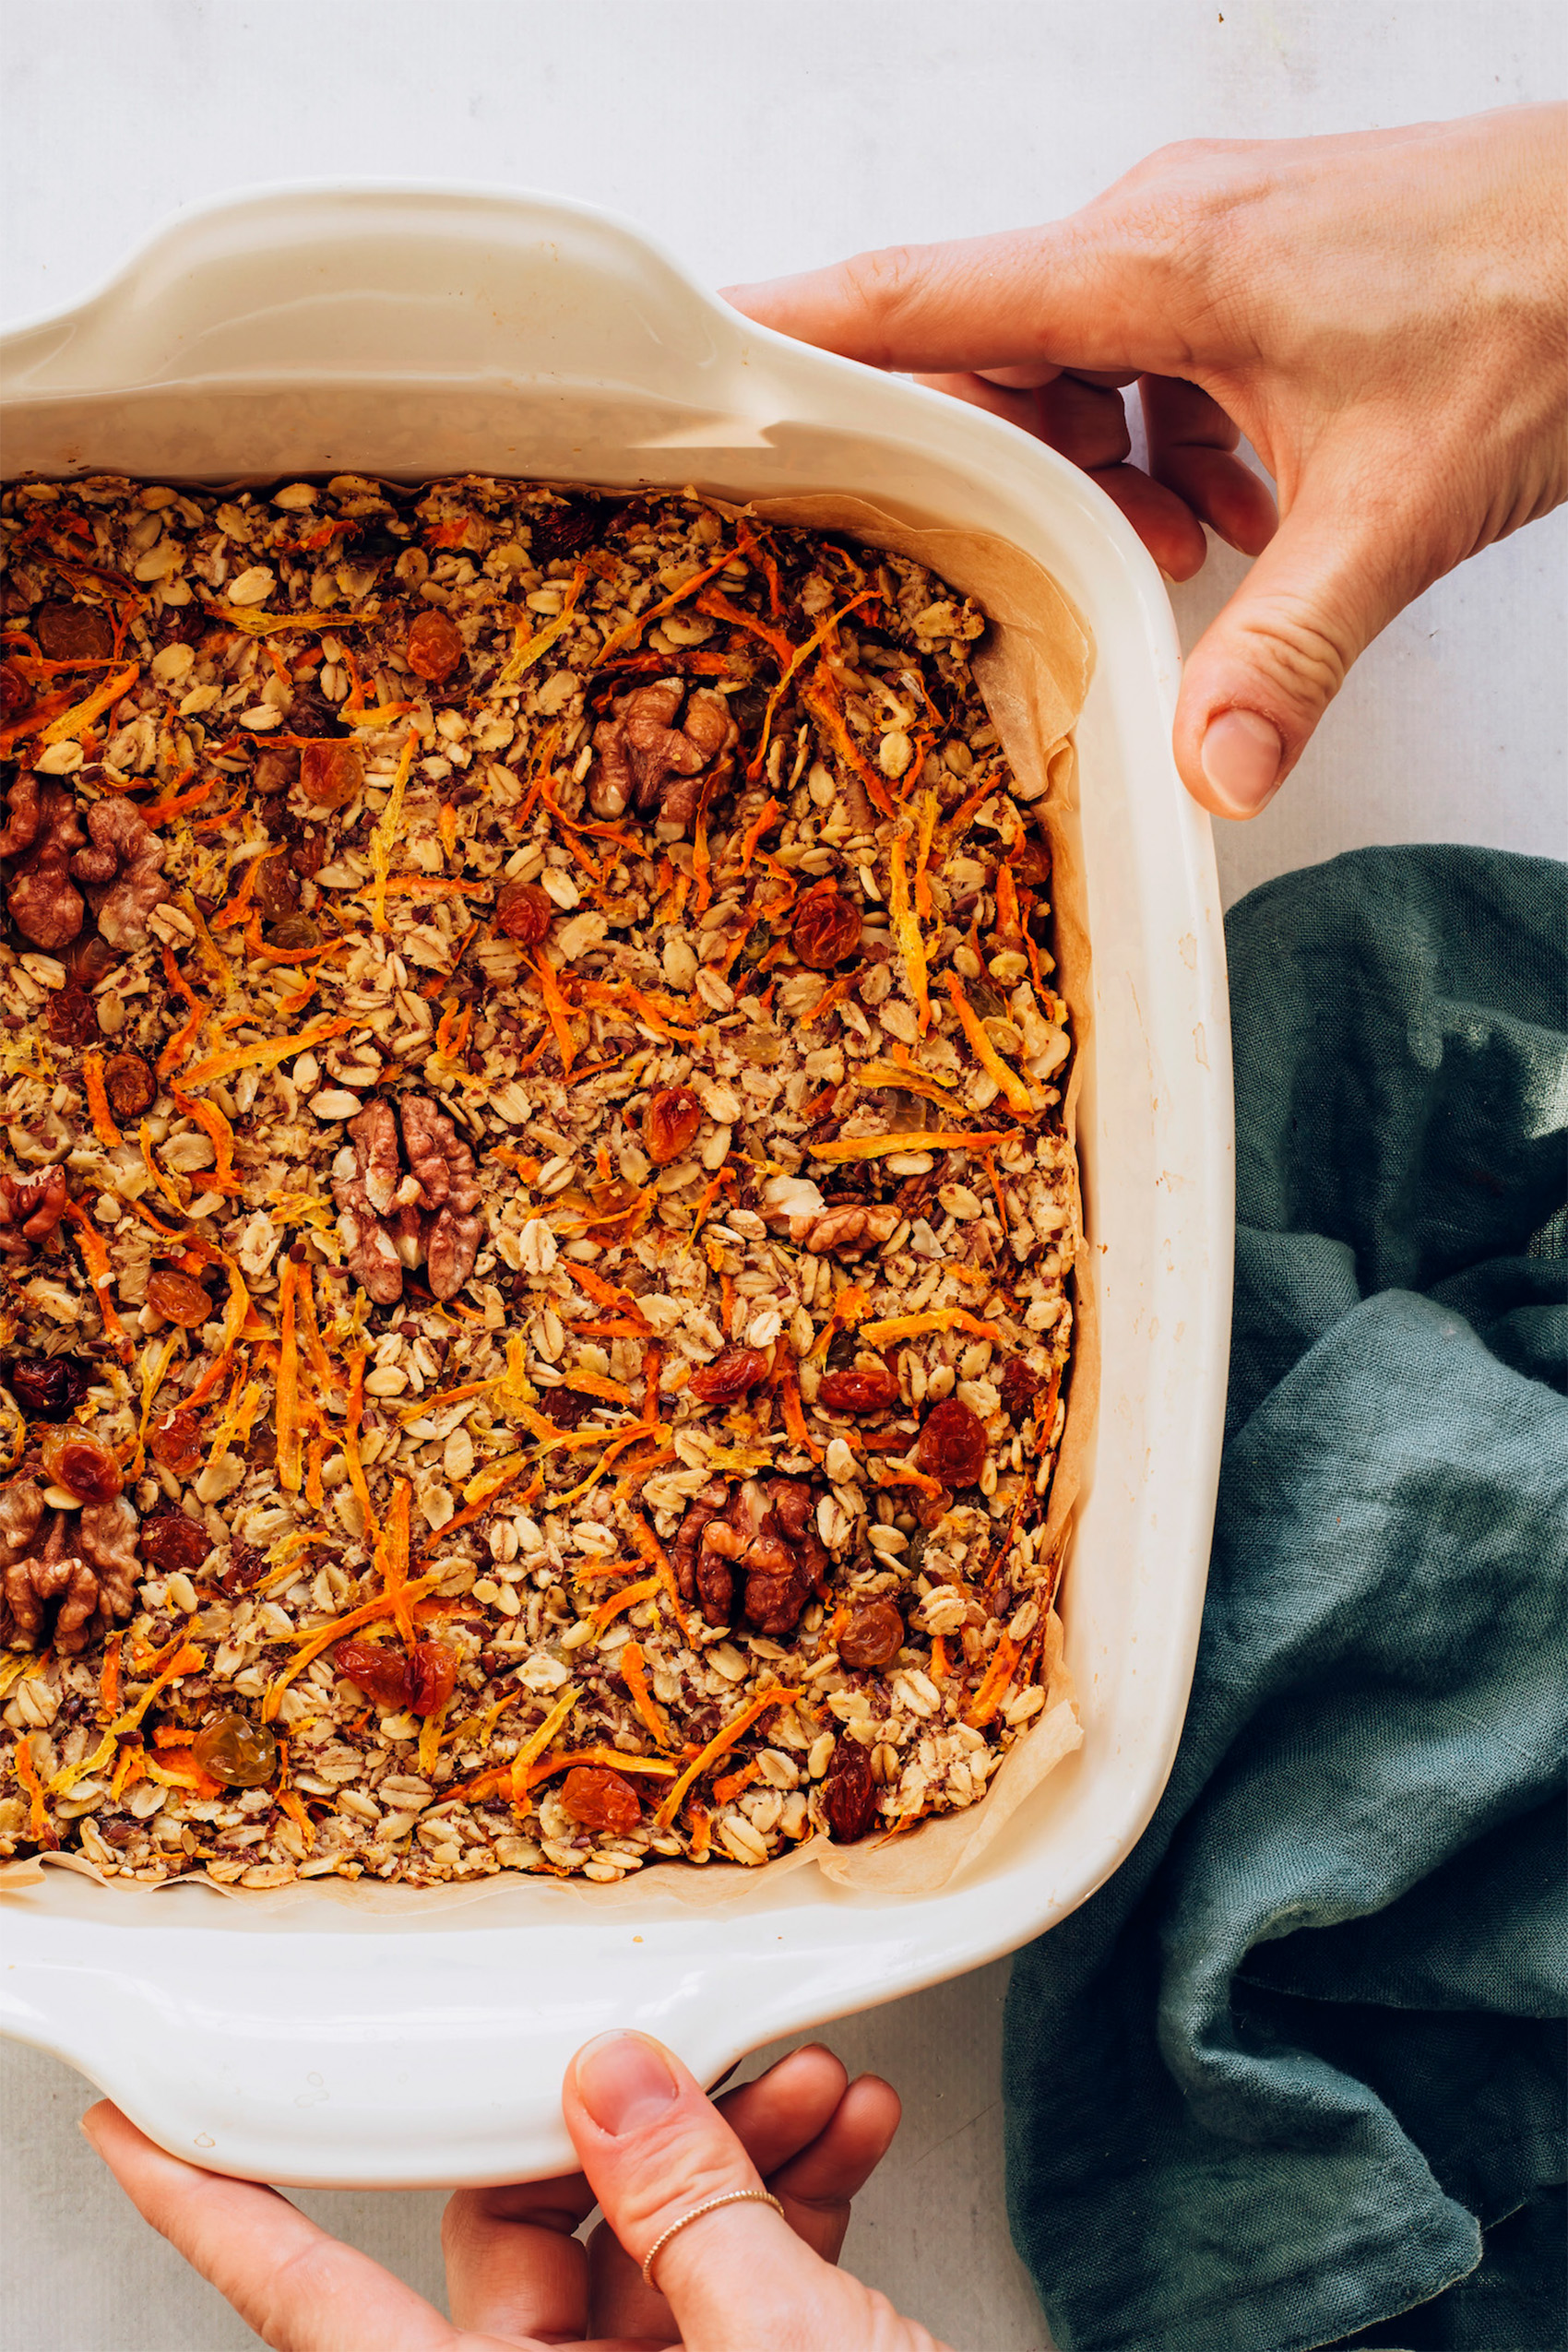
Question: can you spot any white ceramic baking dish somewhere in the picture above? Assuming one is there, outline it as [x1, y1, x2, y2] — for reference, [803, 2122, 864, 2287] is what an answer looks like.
[0, 185, 1232, 2187]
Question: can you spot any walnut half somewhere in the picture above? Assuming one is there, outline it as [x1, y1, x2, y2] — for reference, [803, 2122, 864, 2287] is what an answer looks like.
[0, 1481, 139, 1655]
[672, 1475, 832, 1636]
[331, 1095, 483, 1305]
[588, 681, 736, 834]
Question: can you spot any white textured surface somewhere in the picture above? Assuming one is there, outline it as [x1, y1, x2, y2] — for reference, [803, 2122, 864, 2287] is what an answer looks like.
[1, 5, 1562, 2347]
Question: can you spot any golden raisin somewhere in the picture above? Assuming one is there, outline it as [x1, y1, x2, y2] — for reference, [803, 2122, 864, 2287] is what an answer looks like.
[40, 1425, 122, 1503]
[138, 1515, 213, 1575]
[406, 608, 464, 682]
[495, 882, 553, 945]
[643, 1086, 701, 1166]
[406, 1639, 458, 1717]
[192, 1712, 279, 1789]
[688, 1348, 767, 1404]
[791, 888, 862, 971]
[147, 1269, 213, 1330]
[333, 1638, 413, 1711]
[561, 1765, 642, 1835]
[914, 1396, 988, 1487]
[148, 1408, 204, 1475]
[102, 1051, 156, 1120]
[818, 1365, 900, 1414]
[837, 1599, 905, 1670]
[300, 738, 364, 811]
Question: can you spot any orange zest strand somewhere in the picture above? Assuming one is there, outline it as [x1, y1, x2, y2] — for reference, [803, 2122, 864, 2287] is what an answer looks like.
[619, 1639, 673, 1751]
[942, 973, 1035, 1119]
[808, 1129, 1007, 1165]
[888, 836, 932, 1034]
[81, 1052, 122, 1147]
[652, 1686, 803, 1830]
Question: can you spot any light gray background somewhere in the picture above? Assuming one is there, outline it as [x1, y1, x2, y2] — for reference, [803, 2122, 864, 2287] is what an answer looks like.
[1, 5, 1562, 2347]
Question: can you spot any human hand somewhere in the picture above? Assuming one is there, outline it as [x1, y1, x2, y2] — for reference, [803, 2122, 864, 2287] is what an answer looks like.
[82, 2034, 954, 2350]
[725, 105, 1568, 820]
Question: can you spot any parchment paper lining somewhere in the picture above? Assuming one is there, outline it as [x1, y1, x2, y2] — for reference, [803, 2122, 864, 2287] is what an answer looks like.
[1, 491, 1097, 1914]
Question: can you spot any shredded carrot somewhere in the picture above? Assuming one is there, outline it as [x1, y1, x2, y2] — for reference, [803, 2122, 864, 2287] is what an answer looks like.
[138, 773, 218, 828]
[440, 1455, 529, 1537]
[156, 944, 208, 1075]
[745, 588, 873, 783]
[13, 1737, 57, 1847]
[495, 575, 585, 684]
[509, 1682, 580, 1811]
[98, 1631, 123, 1723]
[111, 1640, 205, 1738]
[912, 789, 941, 922]
[110, 1744, 145, 1799]
[598, 533, 757, 665]
[801, 663, 897, 821]
[133, 1332, 181, 1472]
[808, 1129, 1007, 1164]
[652, 1686, 803, 1830]
[695, 586, 795, 668]
[686, 1165, 734, 1237]
[619, 1639, 674, 1751]
[860, 1307, 1002, 1347]
[778, 1361, 823, 1463]
[172, 1090, 242, 1192]
[278, 1789, 314, 1841]
[145, 1751, 224, 1798]
[627, 1516, 694, 1645]
[738, 794, 780, 866]
[524, 1747, 677, 1791]
[928, 1635, 950, 1682]
[64, 1201, 132, 1359]
[138, 1122, 185, 1216]
[888, 835, 932, 1034]
[181, 1015, 351, 1088]
[586, 1574, 661, 1639]
[377, 1480, 416, 1648]
[211, 853, 268, 933]
[81, 1052, 122, 1147]
[261, 1573, 444, 1720]
[274, 1257, 303, 1492]
[964, 1634, 1024, 1727]
[529, 952, 579, 1077]
[942, 973, 1035, 1119]
[36, 660, 138, 748]
[711, 1760, 760, 1806]
[341, 1348, 378, 1540]
[875, 1464, 946, 1500]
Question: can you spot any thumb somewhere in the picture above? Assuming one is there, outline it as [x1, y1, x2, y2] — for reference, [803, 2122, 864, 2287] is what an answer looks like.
[1175, 469, 1425, 817]
[564, 2030, 835, 2349]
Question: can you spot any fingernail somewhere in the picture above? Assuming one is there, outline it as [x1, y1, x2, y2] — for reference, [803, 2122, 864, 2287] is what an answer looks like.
[1200, 708, 1282, 815]
[576, 2032, 680, 2136]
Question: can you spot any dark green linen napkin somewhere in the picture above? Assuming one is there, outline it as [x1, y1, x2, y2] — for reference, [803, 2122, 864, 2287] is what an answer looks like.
[1004, 848, 1566, 2352]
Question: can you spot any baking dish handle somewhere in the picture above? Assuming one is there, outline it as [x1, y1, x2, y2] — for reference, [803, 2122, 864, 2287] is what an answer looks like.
[0, 183, 796, 434]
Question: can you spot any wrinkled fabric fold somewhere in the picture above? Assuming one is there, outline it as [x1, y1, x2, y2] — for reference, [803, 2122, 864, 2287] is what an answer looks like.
[1004, 849, 1566, 2352]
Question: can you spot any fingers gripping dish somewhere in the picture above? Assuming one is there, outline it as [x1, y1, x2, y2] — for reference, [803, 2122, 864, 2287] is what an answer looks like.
[0, 475, 1081, 1891]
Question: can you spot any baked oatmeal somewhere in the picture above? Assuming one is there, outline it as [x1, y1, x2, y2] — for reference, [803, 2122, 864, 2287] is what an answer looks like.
[0, 474, 1080, 1889]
